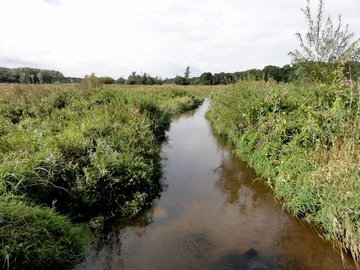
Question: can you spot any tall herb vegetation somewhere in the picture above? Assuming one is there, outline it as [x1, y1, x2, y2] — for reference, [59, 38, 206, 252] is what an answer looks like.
[207, 0, 360, 266]
[0, 82, 206, 269]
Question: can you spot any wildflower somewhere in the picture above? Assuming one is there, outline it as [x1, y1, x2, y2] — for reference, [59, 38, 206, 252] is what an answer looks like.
[133, 106, 139, 114]
[340, 78, 352, 86]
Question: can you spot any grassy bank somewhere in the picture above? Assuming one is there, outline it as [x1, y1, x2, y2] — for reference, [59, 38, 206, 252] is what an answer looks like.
[206, 80, 360, 265]
[0, 83, 207, 269]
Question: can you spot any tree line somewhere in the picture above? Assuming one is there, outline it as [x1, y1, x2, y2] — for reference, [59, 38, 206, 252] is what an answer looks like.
[1, 61, 360, 86]
[170, 62, 360, 85]
[0, 67, 82, 84]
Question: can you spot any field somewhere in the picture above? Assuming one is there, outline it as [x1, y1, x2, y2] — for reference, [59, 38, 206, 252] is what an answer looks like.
[0, 82, 210, 269]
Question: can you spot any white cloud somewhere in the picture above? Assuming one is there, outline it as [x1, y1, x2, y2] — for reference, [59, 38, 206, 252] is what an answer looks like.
[1, 0, 360, 78]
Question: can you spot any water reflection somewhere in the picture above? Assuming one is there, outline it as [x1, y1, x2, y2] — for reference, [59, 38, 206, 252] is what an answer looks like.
[210, 248, 273, 270]
[77, 99, 355, 270]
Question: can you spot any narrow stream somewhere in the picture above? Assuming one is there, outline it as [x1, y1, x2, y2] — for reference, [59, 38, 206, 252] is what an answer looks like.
[77, 99, 355, 269]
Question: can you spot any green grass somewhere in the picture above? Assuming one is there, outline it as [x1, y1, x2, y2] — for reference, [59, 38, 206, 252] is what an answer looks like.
[206, 79, 360, 266]
[0, 83, 209, 269]
[0, 195, 93, 270]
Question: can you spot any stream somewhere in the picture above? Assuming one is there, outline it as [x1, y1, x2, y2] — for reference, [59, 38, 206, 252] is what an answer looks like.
[77, 99, 355, 269]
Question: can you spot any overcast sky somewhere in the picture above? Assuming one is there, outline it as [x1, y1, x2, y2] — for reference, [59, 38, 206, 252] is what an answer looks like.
[1, 0, 360, 79]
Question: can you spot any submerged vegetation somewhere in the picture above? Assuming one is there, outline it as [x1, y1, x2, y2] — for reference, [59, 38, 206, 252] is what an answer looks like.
[0, 82, 206, 269]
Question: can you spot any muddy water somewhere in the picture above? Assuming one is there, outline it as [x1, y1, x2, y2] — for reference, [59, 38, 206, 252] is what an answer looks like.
[77, 99, 355, 270]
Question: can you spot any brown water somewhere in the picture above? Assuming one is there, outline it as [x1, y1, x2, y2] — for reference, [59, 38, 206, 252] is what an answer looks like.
[77, 99, 355, 270]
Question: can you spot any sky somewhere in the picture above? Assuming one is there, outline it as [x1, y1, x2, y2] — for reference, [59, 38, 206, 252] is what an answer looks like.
[1, 0, 360, 79]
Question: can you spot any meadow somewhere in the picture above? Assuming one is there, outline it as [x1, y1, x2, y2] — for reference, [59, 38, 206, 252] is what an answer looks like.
[0, 81, 209, 269]
[206, 78, 360, 266]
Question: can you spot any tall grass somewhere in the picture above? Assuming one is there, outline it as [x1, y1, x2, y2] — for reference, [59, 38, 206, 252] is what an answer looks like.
[0, 195, 94, 270]
[206, 79, 360, 266]
[0, 83, 207, 269]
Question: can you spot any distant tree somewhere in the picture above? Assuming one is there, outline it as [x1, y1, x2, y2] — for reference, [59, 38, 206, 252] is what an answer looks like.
[126, 72, 142, 85]
[224, 73, 236, 84]
[163, 78, 173, 84]
[141, 73, 148, 84]
[173, 75, 189, 85]
[37, 71, 44, 84]
[145, 76, 155, 85]
[184, 66, 190, 79]
[153, 76, 163, 85]
[213, 73, 223, 85]
[100, 76, 115, 84]
[263, 65, 281, 82]
[8, 69, 19, 83]
[279, 65, 297, 82]
[199, 72, 213, 85]
[245, 69, 264, 81]
[19, 72, 30, 84]
[116, 77, 126, 84]
[0, 68, 8, 83]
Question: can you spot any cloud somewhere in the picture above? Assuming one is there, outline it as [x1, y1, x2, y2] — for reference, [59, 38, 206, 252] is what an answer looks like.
[43, 0, 61, 6]
[0, 0, 360, 78]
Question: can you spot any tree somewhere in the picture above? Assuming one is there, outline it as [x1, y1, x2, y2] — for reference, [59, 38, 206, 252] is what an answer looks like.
[199, 72, 213, 85]
[100, 76, 115, 84]
[19, 71, 29, 84]
[213, 73, 223, 85]
[116, 77, 126, 84]
[263, 65, 281, 82]
[145, 76, 155, 85]
[184, 66, 190, 79]
[126, 72, 142, 85]
[288, 0, 360, 82]
[0, 68, 8, 83]
[173, 75, 189, 85]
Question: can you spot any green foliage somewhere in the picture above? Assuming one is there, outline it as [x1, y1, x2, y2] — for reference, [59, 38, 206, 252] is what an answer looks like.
[100, 76, 115, 84]
[289, 0, 360, 83]
[0, 83, 207, 269]
[207, 80, 360, 264]
[199, 72, 213, 85]
[173, 75, 189, 85]
[124, 72, 163, 85]
[116, 77, 126, 84]
[0, 195, 93, 270]
[81, 73, 103, 88]
[184, 66, 191, 79]
[0, 67, 80, 84]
